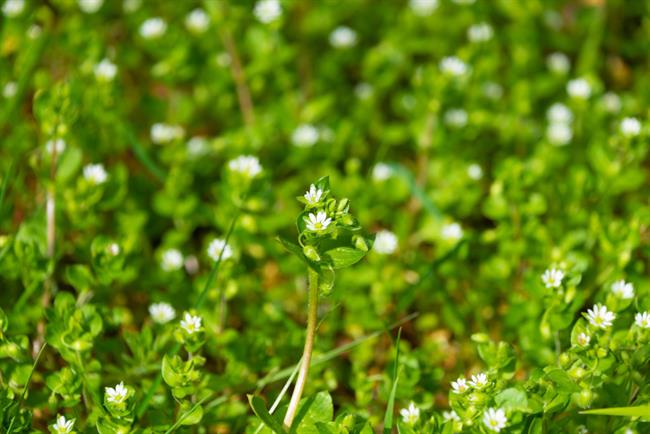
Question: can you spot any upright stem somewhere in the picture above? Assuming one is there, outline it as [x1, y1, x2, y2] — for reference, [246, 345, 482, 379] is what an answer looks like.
[283, 268, 319, 429]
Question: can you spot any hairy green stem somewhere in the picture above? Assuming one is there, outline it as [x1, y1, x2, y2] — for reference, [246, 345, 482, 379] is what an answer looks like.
[283, 268, 319, 429]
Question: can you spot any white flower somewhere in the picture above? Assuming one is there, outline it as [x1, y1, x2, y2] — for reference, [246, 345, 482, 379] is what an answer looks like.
[78, 0, 103, 13]
[567, 78, 591, 99]
[149, 302, 176, 323]
[51, 414, 75, 434]
[228, 155, 262, 178]
[576, 332, 591, 347]
[546, 52, 570, 74]
[187, 136, 209, 156]
[139, 17, 167, 39]
[443, 410, 461, 422]
[292, 124, 319, 147]
[483, 408, 507, 432]
[83, 163, 108, 184]
[373, 230, 398, 255]
[440, 56, 469, 77]
[105, 382, 128, 404]
[329, 26, 357, 48]
[586, 304, 616, 329]
[2, 81, 17, 98]
[45, 139, 66, 155]
[547, 103, 573, 124]
[547, 122, 573, 146]
[482, 82, 503, 100]
[2, 0, 24, 17]
[409, 0, 438, 16]
[27, 24, 42, 38]
[635, 312, 650, 329]
[469, 372, 489, 389]
[305, 211, 332, 232]
[355, 82, 374, 100]
[467, 163, 483, 180]
[151, 123, 185, 144]
[108, 242, 120, 256]
[620, 117, 641, 137]
[254, 0, 281, 24]
[602, 92, 621, 113]
[451, 377, 468, 393]
[541, 268, 564, 289]
[207, 238, 233, 261]
[185, 8, 210, 33]
[372, 163, 393, 182]
[468, 22, 493, 42]
[400, 402, 420, 424]
[444, 109, 468, 128]
[180, 312, 202, 334]
[161, 249, 184, 271]
[94, 58, 117, 81]
[611, 279, 634, 299]
[577, 425, 589, 434]
[123, 0, 141, 13]
[304, 184, 323, 205]
[441, 223, 463, 241]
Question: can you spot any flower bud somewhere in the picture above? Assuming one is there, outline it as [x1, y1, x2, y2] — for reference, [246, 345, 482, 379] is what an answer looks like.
[569, 366, 586, 380]
[353, 235, 368, 252]
[559, 353, 571, 367]
[575, 388, 593, 408]
[337, 198, 350, 214]
[303, 245, 321, 262]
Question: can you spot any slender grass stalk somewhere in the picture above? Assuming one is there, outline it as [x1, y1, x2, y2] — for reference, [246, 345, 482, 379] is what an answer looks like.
[7, 343, 47, 433]
[283, 268, 319, 429]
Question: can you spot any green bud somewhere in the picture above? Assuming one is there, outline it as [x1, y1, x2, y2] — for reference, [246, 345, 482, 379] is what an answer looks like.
[569, 366, 586, 380]
[337, 198, 350, 214]
[575, 389, 593, 408]
[303, 245, 321, 262]
[353, 235, 368, 252]
[339, 214, 355, 226]
[596, 348, 608, 358]
[559, 353, 571, 367]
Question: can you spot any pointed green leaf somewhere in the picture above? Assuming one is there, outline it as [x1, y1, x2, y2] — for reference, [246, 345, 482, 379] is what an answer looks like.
[248, 395, 288, 434]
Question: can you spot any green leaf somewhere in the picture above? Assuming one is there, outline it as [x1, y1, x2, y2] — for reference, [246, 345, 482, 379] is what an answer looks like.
[248, 395, 288, 434]
[293, 391, 334, 434]
[178, 402, 204, 426]
[161, 354, 184, 388]
[383, 329, 402, 434]
[495, 387, 530, 412]
[544, 368, 580, 393]
[322, 247, 366, 269]
[64, 264, 95, 293]
[580, 406, 650, 419]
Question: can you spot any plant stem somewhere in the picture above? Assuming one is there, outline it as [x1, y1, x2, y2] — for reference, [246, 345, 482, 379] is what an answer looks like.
[283, 268, 319, 429]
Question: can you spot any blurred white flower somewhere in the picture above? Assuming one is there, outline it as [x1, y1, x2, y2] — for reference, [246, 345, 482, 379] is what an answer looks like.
[611, 279, 634, 299]
[151, 123, 185, 144]
[329, 26, 357, 48]
[546, 52, 570, 74]
[108, 242, 120, 256]
[45, 139, 66, 155]
[2, 0, 24, 17]
[469, 372, 489, 389]
[483, 82, 503, 100]
[216, 52, 232, 67]
[83, 163, 108, 184]
[161, 249, 184, 272]
[451, 377, 468, 393]
[304, 184, 323, 206]
[467, 163, 483, 180]
[254, 0, 281, 24]
[602, 92, 621, 113]
[27, 24, 42, 39]
[372, 162, 393, 182]
[576, 332, 590, 347]
[355, 82, 374, 100]
[444, 108, 468, 128]
[184, 255, 199, 274]
[373, 230, 398, 255]
[635, 312, 650, 329]
[2, 81, 17, 98]
[123, 0, 141, 13]
[305, 211, 332, 232]
[440, 56, 469, 77]
[186, 136, 209, 156]
[149, 302, 176, 323]
[139, 17, 167, 39]
[228, 155, 262, 178]
[207, 238, 233, 261]
[541, 268, 564, 288]
[78, 0, 103, 13]
[441, 223, 463, 241]
[567, 78, 591, 99]
[483, 408, 507, 432]
[547, 103, 573, 124]
[443, 410, 461, 422]
[185, 8, 210, 33]
[468, 22, 493, 42]
[586, 304, 615, 329]
[400, 402, 420, 424]
[94, 58, 117, 81]
[546, 122, 572, 146]
[51, 414, 75, 434]
[452, 0, 475, 4]
[291, 124, 319, 147]
[180, 312, 202, 334]
[620, 117, 641, 137]
[409, 0, 438, 16]
[105, 382, 128, 404]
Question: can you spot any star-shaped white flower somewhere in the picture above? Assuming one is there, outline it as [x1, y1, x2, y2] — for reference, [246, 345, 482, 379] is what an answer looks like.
[611, 280, 634, 299]
[483, 408, 507, 432]
[585, 304, 615, 329]
[469, 373, 489, 389]
[149, 302, 176, 324]
[620, 117, 641, 137]
[441, 223, 463, 241]
[139, 17, 167, 39]
[576, 332, 590, 347]
[180, 312, 202, 334]
[254, 0, 282, 24]
[373, 230, 398, 255]
[303, 184, 323, 206]
[207, 238, 233, 262]
[451, 377, 468, 393]
[161, 249, 184, 271]
[83, 163, 108, 185]
[541, 268, 564, 289]
[228, 155, 262, 178]
[443, 410, 460, 422]
[440, 56, 469, 77]
[399, 402, 420, 424]
[105, 381, 128, 404]
[51, 414, 75, 434]
[94, 58, 117, 81]
[304, 211, 332, 232]
[635, 312, 650, 329]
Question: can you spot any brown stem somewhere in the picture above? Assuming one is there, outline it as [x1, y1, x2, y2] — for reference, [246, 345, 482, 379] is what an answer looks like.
[219, 27, 255, 126]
